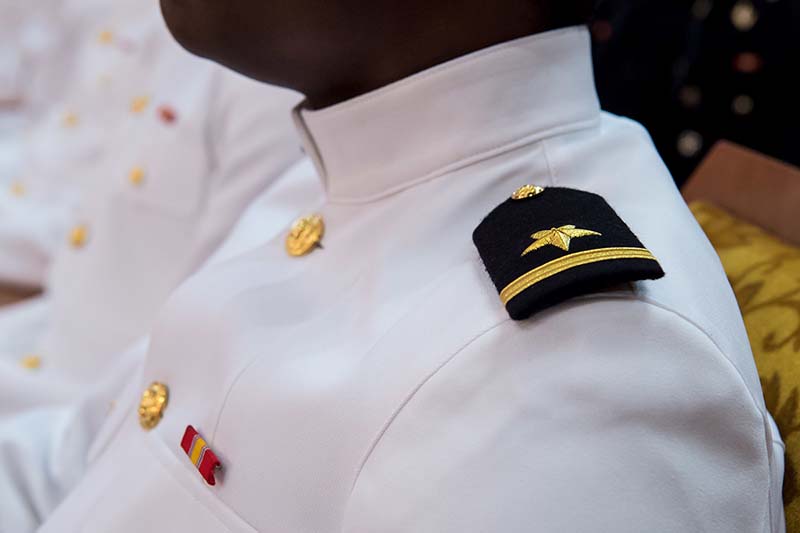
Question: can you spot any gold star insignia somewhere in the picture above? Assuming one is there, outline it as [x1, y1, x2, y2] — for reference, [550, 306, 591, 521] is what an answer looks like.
[521, 225, 602, 256]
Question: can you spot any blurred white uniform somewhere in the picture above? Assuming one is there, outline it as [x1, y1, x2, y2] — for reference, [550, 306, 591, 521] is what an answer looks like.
[0, 0, 61, 112]
[0, 0, 115, 158]
[0, 14, 313, 395]
[1, 0, 64, 179]
[23, 27, 781, 533]
[0, 4, 318, 531]
[0, 0, 166, 287]
[0, 2, 30, 107]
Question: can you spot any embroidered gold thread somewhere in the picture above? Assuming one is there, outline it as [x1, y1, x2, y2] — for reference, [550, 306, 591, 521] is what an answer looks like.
[511, 185, 545, 200]
[500, 247, 658, 305]
[521, 225, 602, 255]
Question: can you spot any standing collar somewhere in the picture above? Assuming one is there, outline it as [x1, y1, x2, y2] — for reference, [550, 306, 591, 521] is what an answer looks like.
[293, 26, 601, 203]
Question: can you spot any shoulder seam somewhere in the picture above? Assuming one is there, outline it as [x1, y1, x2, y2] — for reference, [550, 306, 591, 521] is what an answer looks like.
[574, 293, 775, 530]
[346, 294, 774, 530]
[586, 294, 768, 419]
[347, 316, 510, 496]
[541, 137, 559, 187]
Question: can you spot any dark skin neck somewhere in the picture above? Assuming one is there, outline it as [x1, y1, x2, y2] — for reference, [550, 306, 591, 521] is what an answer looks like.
[297, 1, 550, 108]
[162, 0, 565, 109]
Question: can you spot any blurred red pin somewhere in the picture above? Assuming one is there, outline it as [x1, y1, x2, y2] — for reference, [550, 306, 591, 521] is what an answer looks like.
[158, 105, 177, 124]
[180, 425, 221, 485]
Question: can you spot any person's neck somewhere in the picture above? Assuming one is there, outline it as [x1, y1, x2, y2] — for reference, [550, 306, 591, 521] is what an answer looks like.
[301, 15, 551, 109]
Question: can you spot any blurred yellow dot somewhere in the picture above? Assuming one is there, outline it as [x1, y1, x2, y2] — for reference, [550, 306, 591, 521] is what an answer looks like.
[731, 1, 758, 31]
[128, 167, 145, 186]
[9, 182, 26, 197]
[98, 30, 114, 44]
[63, 112, 79, 128]
[20, 355, 41, 370]
[131, 96, 150, 114]
[69, 224, 89, 249]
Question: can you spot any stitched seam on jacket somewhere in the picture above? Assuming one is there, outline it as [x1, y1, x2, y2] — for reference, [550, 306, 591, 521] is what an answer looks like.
[347, 317, 511, 497]
[541, 137, 560, 187]
[345, 295, 773, 531]
[571, 293, 775, 530]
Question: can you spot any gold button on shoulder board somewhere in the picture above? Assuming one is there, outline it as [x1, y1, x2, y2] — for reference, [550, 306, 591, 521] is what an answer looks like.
[511, 184, 545, 200]
[139, 382, 169, 430]
[286, 214, 325, 257]
[69, 224, 89, 248]
[20, 355, 41, 370]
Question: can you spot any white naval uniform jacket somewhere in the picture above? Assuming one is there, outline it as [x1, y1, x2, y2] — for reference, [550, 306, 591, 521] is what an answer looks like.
[0, 1, 29, 106]
[0, 0, 63, 111]
[39, 27, 784, 533]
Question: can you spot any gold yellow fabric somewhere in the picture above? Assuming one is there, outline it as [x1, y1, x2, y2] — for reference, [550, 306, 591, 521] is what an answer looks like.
[691, 202, 800, 529]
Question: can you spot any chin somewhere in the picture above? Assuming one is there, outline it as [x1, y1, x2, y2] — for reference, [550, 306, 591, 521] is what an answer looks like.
[157, 0, 299, 90]
[159, 0, 215, 58]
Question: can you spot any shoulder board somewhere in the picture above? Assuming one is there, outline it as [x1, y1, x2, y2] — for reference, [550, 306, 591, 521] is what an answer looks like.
[473, 185, 665, 320]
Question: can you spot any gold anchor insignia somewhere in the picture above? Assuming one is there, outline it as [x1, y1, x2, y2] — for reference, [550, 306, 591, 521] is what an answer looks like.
[138, 382, 169, 430]
[511, 184, 545, 200]
[521, 225, 602, 256]
[286, 214, 325, 257]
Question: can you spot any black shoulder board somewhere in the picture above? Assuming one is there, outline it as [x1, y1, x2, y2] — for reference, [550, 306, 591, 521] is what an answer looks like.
[473, 185, 665, 320]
